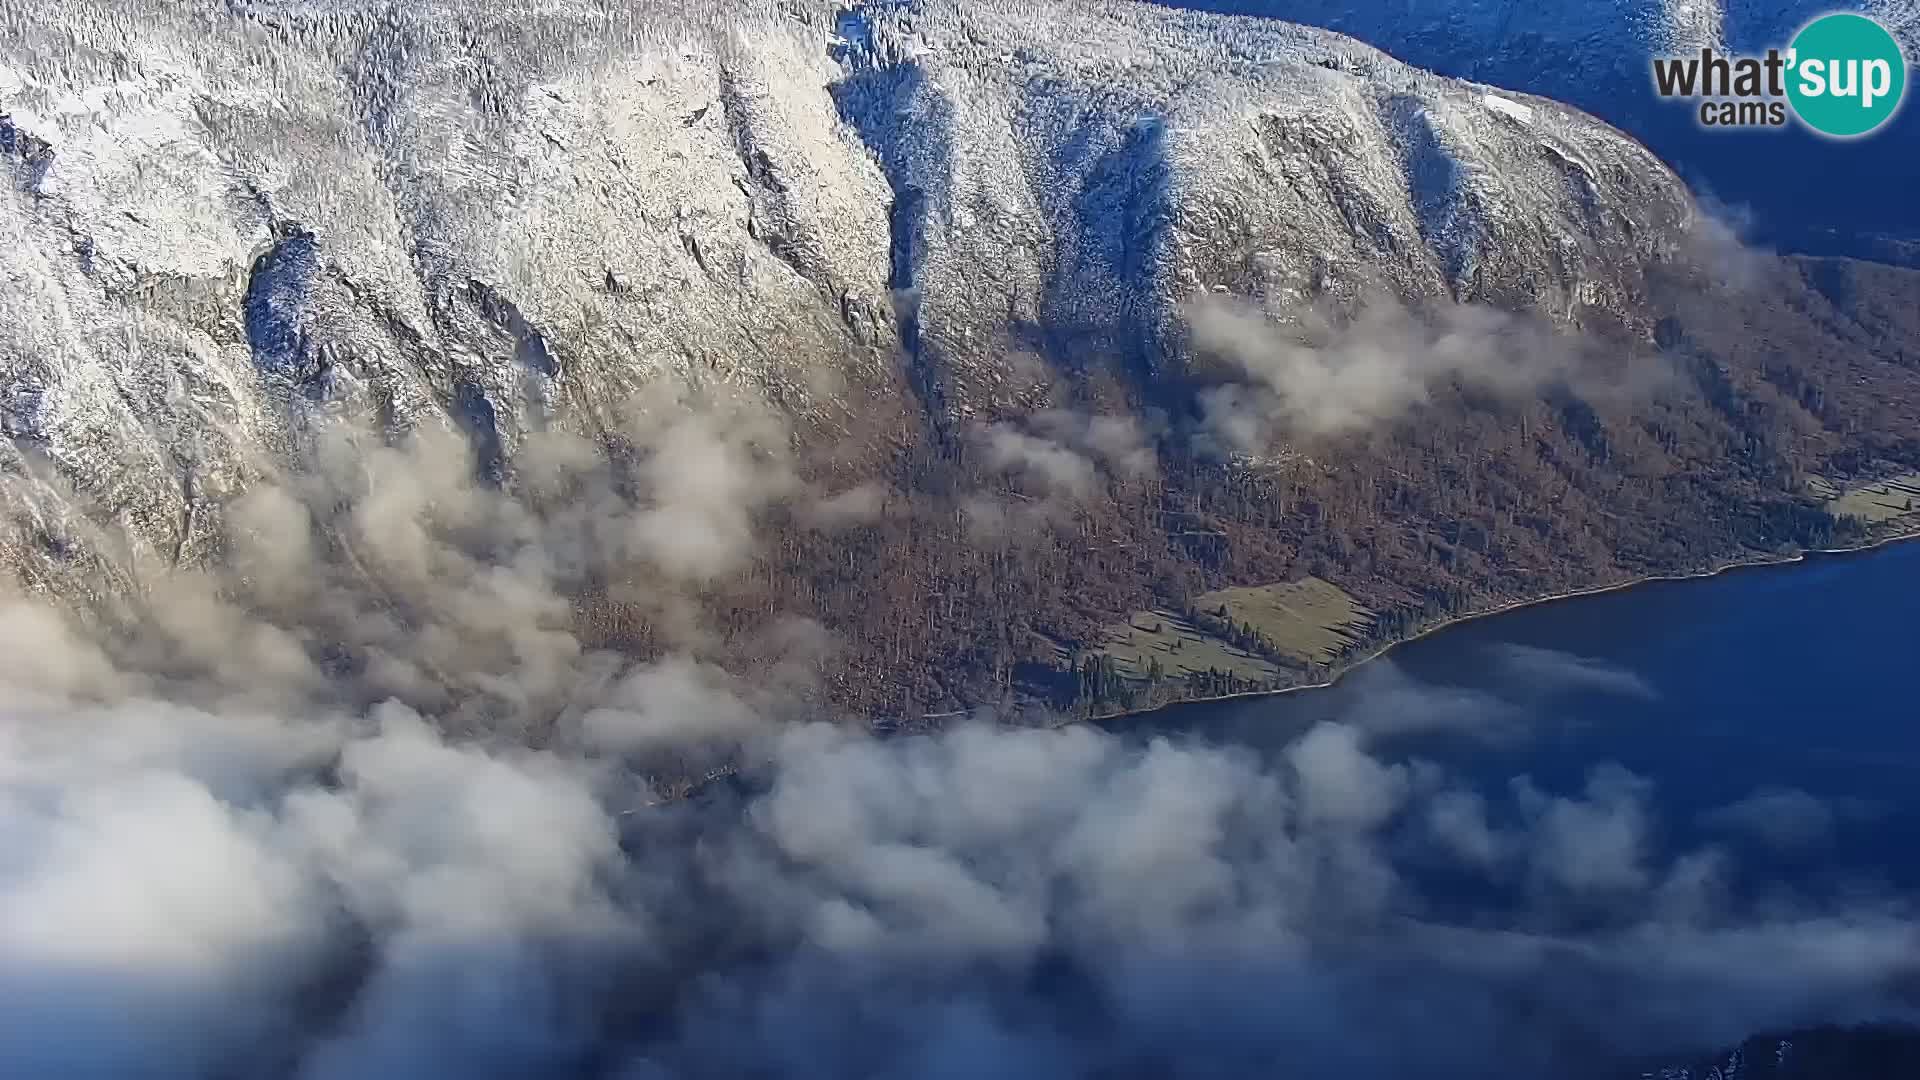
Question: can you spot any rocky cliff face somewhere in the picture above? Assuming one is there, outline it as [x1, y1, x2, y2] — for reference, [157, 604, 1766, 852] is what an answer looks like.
[1157, 0, 1920, 257]
[4, 11, 1919, 1070]
[0, 0, 1710, 597]
[834, 0, 1692, 412]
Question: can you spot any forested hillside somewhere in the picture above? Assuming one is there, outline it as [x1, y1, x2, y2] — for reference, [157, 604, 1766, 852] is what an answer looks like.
[4, 0, 1919, 730]
[6, 2, 1920, 1076]
[618, 252, 1920, 722]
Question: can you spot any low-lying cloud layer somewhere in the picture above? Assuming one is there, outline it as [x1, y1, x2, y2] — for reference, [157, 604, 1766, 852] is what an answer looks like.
[964, 409, 1158, 541]
[1186, 296, 1666, 453]
[5, 642, 1916, 1079]
[1, 387, 1915, 1079]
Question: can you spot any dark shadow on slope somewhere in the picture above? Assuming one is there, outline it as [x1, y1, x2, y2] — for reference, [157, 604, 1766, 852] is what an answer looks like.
[1379, 94, 1483, 297]
[828, 57, 955, 439]
[1027, 110, 1179, 391]
[244, 228, 324, 384]
[452, 380, 505, 486]
[464, 279, 561, 429]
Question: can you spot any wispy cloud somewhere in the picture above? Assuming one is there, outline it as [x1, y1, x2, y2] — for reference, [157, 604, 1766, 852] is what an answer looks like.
[0, 381, 1911, 1080]
[1186, 295, 1670, 453]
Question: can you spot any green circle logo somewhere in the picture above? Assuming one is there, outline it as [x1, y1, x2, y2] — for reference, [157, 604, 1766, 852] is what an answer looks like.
[1786, 13, 1908, 138]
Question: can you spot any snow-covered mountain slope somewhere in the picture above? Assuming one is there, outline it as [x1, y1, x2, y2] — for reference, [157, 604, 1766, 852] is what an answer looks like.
[832, 0, 1691, 412]
[1155, 0, 1920, 112]
[0, 0, 1705, 589]
[1158, 0, 1920, 255]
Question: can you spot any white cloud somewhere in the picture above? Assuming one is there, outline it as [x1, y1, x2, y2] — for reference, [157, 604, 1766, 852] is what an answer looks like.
[0, 381, 1911, 1080]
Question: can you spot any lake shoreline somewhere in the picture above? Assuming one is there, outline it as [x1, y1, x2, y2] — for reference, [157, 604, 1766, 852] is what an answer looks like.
[1090, 525, 1920, 728]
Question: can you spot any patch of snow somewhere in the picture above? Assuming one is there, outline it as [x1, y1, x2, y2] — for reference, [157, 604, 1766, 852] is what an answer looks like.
[0, 0, 1697, 593]
[2, 106, 56, 145]
[1482, 94, 1534, 125]
[1540, 140, 1597, 181]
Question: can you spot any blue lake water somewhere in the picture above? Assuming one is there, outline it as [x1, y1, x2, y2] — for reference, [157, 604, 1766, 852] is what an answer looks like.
[1118, 541, 1920, 898]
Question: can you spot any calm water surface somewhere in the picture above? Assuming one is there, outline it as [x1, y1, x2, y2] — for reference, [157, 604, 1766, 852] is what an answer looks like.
[1117, 541, 1920, 894]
